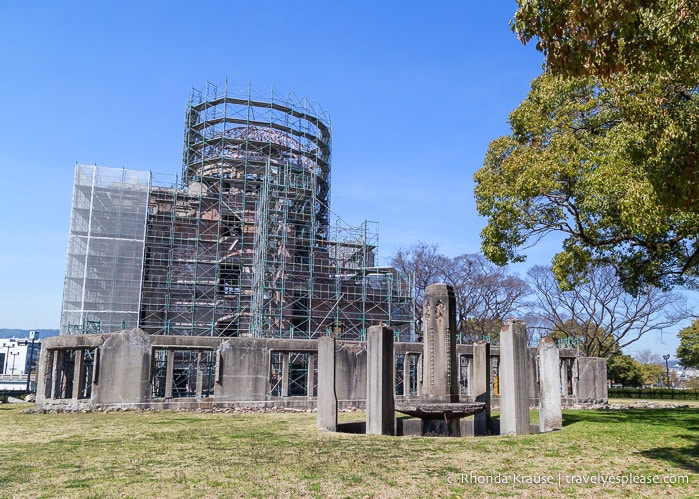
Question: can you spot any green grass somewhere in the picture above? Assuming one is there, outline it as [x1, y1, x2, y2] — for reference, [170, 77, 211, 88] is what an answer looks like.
[0, 403, 697, 498]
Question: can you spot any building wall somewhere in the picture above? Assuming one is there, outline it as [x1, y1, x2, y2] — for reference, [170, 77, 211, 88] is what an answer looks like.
[1, 337, 41, 375]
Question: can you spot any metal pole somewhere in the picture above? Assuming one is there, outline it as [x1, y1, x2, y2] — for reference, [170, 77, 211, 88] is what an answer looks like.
[10, 352, 20, 375]
[663, 354, 671, 388]
[3, 344, 10, 374]
[25, 331, 38, 392]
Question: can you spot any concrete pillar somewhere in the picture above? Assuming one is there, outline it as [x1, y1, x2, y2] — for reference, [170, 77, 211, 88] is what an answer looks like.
[316, 336, 337, 431]
[366, 325, 395, 435]
[195, 352, 204, 398]
[528, 349, 539, 400]
[560, 359, 569, 396]
[164, 349, 174, 399]
[72, 350, 84, 400]
[499, 319, 530, 435]
[467, 354, 473, 398]
[307, 354, 316, 399]
[403, 354, 412, 398]
[472, 341, 491, 435]
[421, 283, 458, 402]
[538, 337, 562, 432]
[34, 348, 52, 403]
[51, 349, 73, 399]
[281, 353, 290, 397]
[416, 354, 423, 396]
[48, 350, 60, 399]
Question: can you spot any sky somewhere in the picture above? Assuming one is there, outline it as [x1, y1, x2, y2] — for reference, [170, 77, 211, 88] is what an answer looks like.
[0, 1, 691, 358]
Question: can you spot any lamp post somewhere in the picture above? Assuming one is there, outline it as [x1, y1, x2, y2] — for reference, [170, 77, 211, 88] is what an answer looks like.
[663, 354, 671, 388]
[26, 330, 38, 392]
[2, 343, 10, 374]
[9, 351, 20, 375]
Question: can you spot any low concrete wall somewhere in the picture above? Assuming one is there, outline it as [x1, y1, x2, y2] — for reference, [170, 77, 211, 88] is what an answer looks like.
[574, 357, 608, 404]
[34, 329, 607, 411]
[334, 342, 367, 403]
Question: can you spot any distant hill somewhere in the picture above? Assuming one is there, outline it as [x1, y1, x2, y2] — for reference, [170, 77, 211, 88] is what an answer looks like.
[0, 329, 59, 339]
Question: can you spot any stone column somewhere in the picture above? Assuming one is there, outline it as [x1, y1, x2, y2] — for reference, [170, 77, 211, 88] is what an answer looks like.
[499, 319, 530, 435]
[403, 354, 412, 398]
[472, 341, 491, 435]
[421, 283, 458, 402]
[164, 349, 174, 399]
[307, 354, 316, 400]
[195, 352, 204, 398]
[538, 337, 562, 432]
[366, 325, 395, 435]
[528, 348, 539, 401]
[281, 353, 290, 397]
[560, 359, 569, 397]
[71, 350, 84, 400]
[51, 350, 63, 399]
[34, 349, 53, 403]
[316, 336, 337, 431]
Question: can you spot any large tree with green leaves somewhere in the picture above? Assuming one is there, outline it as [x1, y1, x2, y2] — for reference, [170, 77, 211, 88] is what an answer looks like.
[607, 353, 644, 387]
[476, 1, 699, 292]
[474, 71, 699, 293]
[677, 319, 699, 368]
[511, 0, 699, 215]
[512, 0, 699, 83]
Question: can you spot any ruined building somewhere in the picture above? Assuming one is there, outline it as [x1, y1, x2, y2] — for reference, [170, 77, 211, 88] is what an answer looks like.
[60, 83, 413, 340]
[38, 83, 606, 412]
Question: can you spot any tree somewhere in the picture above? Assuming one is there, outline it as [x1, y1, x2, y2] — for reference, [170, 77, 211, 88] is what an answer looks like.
[635, 350, 666, 386]
[607, 353, 644, 387]
[474, 72, 699, 293]
[526, 265, 692, 357]
[448, 254, 530, 342]
[512, 0, 699, 83]
[390, 244, 530, 341]
[677, 319, 699, 368]
[635, 349, 662, 365]
[548, 319, 619, 358]
[391, 242, 451, 330]
[639, 363, 666, 387]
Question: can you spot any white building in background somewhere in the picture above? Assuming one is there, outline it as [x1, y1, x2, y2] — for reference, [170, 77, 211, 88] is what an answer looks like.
[674, 364, 699, 381]
[1, 333, 41, 376]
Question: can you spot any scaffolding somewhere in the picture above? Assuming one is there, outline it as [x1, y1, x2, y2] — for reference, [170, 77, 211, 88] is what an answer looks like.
[60, 165, 150, 334]
[62, 83, 413, 340]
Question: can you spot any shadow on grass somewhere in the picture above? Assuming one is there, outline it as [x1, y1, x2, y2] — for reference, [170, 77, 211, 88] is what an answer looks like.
[639, 434, 699, 474]
[563, 408, 699, 473]
[0, 403, 24, 413]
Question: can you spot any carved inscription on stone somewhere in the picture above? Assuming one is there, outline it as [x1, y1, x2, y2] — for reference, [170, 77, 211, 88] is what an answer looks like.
[424, 301, 435, 387]
[436, 300, 444, 321]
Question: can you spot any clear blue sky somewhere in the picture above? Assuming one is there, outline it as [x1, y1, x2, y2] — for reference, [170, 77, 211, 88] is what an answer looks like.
[0, 1, 688, 357]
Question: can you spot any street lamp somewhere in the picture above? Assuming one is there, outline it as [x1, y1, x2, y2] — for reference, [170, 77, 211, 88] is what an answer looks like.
[2, 343, 10, 374]
[663, 354, 671, 388]
[9, 351, 20, 375]
[26, 331, 38, 392]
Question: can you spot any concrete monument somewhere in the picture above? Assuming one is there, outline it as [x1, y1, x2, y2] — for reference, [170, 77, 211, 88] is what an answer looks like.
[538, 337, 562, 432]
[499, 319, 530, 435]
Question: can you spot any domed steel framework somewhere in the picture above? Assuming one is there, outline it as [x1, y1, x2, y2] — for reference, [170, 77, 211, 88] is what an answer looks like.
[134, 82, 411, 338]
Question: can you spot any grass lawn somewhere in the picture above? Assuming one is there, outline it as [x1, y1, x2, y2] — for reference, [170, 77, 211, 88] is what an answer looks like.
[0, 403, 697, 498]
